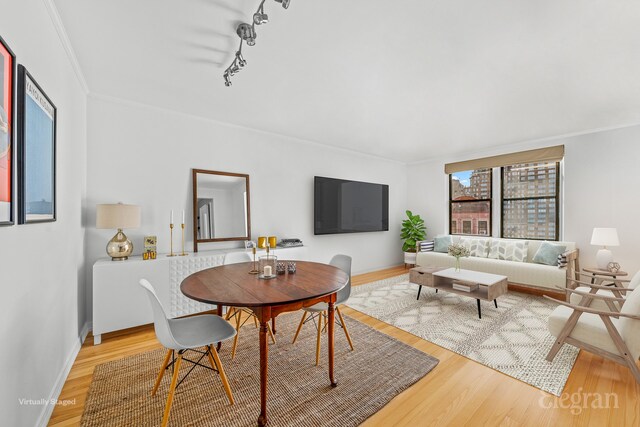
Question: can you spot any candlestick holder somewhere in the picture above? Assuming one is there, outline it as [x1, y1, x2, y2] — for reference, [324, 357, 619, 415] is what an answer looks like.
[249, 247, 259, 274]
[179, 223, 188, 256]
[167, 223, 177, 257]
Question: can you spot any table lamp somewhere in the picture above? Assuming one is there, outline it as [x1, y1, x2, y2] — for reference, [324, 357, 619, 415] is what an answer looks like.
[590, 227, 619, 270]
[97, 203, 141, 261]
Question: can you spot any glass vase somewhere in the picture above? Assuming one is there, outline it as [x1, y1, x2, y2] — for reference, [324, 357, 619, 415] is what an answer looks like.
[454, 257, 461, 272]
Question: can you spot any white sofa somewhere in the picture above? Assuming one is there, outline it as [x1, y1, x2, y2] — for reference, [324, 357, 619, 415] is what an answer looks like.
[416, 236, 579, 293]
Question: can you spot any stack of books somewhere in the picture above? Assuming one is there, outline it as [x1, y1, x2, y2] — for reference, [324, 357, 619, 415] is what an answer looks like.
[419, 240, 435, 252]
[452, 282, 478, 292]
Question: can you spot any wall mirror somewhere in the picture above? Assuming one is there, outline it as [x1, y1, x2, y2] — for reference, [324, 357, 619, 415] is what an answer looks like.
[192, 169, 251, 252]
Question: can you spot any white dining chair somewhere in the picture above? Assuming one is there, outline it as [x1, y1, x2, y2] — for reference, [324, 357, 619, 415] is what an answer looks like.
[139, 279, 236, 427]
[291, 254, 354, 365]
[223, 251, 275, 358]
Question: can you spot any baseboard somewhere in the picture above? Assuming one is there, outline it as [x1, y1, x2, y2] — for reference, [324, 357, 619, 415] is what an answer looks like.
[35, 320, 91, 427]
[508, 283, 565, 300]
[354, 263, 404, 275]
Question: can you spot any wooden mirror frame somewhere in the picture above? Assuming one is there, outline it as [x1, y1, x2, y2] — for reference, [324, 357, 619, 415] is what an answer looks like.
[192, 169, 251, 252]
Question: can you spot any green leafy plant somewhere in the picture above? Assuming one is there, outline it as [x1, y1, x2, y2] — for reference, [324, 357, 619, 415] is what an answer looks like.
[400, 210, 427, 252]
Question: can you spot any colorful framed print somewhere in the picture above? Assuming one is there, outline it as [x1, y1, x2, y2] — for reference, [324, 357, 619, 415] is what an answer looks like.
[17, 65, 56, 224]
[0, 35, 15, 225]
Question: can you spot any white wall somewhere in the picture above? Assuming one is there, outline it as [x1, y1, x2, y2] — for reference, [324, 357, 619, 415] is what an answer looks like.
[0, 1, 87, 426]
[85, 94, 407, 320]
[407, 125, 640, 276]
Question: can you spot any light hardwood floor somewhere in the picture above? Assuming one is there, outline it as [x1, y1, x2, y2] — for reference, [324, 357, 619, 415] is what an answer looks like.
[49, 266, 639, 426]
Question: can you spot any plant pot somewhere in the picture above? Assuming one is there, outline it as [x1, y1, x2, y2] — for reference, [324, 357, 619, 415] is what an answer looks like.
[404, 251, 417, 266]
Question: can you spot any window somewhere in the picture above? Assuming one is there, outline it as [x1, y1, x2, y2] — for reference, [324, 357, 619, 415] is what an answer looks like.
[501, 162, 559, 240]
[449, 169, 492, 236]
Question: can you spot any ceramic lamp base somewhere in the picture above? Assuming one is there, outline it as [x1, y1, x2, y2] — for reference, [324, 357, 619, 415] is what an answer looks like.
[596, 248, 614, 270]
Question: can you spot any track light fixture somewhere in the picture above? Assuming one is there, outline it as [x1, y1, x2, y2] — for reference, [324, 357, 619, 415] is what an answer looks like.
[222, 0, 291, 86]
[253, 2, 269, 25]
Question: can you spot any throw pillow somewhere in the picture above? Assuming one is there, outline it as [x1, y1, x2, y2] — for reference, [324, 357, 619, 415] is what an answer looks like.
[433, 236, 453, 253]
[460, 237, 489, 258]
[532, 242, 567, 266]
[488, 239, 528, 262]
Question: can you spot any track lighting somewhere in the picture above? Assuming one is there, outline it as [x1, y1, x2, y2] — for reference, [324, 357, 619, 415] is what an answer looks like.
[222, 0, 291, 86]
[236, 23, 257, 45]
[275, 0, 290, 9]
[236, 51, 247, 67]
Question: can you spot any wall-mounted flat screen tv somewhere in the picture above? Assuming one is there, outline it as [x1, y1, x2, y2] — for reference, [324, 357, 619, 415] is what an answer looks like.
[314, 176, 389, 235]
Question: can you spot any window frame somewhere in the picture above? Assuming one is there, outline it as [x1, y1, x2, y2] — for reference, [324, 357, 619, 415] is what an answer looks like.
[500, 161, 560, 241]
[448, 170, 493, 237]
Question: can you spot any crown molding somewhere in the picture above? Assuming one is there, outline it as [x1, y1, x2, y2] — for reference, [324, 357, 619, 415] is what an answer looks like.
[42, 0, 90, 94]
[408, 121, 640, 166]
[88, 92, 407, 166]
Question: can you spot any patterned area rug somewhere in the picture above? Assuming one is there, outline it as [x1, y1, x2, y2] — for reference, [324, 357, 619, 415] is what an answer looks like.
[80, 313, 438, 426]
[347, 274, 579, 396]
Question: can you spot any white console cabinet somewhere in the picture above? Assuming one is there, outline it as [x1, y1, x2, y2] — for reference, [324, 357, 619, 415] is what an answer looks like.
[92, 246, 308, 344]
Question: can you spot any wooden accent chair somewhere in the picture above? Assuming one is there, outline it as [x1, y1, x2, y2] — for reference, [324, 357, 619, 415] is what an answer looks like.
[567, 271, 640, 311]
[546, 278, 640, 384]
[291, 254, 354, 365]
[139, 279, 236, 427]
[223, 252, 275, 359]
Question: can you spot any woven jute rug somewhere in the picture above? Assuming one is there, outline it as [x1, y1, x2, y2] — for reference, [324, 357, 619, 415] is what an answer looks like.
[81, 313, 438, 426]
[347, 274, 580, 396]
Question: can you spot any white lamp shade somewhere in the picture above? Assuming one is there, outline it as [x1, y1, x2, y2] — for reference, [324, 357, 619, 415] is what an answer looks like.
[590, 227, 619, 247]
[96, 204, 141, 229]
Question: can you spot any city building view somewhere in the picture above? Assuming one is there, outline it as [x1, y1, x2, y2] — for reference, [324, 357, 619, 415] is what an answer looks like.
[450, 163, 558, 239]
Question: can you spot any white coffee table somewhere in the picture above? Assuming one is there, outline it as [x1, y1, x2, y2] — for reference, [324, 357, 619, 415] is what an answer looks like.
[431, 268, 508, 319]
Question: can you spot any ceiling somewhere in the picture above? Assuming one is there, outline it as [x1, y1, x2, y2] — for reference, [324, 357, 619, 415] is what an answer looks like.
[53, 0, 640, 162]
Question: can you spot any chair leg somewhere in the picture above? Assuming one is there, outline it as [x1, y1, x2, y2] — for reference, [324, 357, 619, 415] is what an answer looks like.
[546, 310, 584, 362]
[267, 322, 276, 344]
[323, 312, 328, 333]
[152, 349, 173, 396]
[161, 353, 182, 427]
[315, 313, 322, 366]
[225, 307, 235, 321]
[336, 307, 354, 351]
[599, 315, 640, 385]
[208, 345, 235, 405]
[231, 310, 242, 359]
[253, 313, 259, 329]
[292, 312, 308, 344]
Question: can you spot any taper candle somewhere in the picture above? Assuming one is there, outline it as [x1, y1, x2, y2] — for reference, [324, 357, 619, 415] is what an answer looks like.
[182, 210, 185, 224]
[170, 210, 174, 224]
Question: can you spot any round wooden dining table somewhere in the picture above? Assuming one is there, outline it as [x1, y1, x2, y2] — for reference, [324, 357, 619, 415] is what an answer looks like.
[181, 261, 349, 426]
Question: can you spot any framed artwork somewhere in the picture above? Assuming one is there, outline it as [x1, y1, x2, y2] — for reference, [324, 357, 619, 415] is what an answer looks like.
[0, 35, 15, 225]
[17, 65, 56, 224]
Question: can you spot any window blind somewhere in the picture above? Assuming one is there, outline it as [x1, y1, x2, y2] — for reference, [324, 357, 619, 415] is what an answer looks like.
[444, 145, 564, 174]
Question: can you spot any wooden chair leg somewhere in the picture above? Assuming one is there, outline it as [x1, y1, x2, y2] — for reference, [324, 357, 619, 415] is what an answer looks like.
[152, 349, 173, 396]
[546, 309, 584, 362]
[161, 353, 182, 427]
[599, 315, 640, 385]
[336, 307, 354, 351]
[208, 345, 235, 405]
[323, 312, 328, 333]
[315, 313, 322, 366]
[231, 311, 242, 359]
[292, 312, 308, 344]
[253, 312, 259, 329]
[225, 307, 235, 321]
[267, 322, 276, 344]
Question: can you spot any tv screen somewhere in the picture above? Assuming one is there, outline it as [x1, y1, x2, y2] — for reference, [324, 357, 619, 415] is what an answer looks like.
[314, 176, 389, 235]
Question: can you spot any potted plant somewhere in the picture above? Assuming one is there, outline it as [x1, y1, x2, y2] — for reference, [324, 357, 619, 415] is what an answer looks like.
[400, 210, 427, 266]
